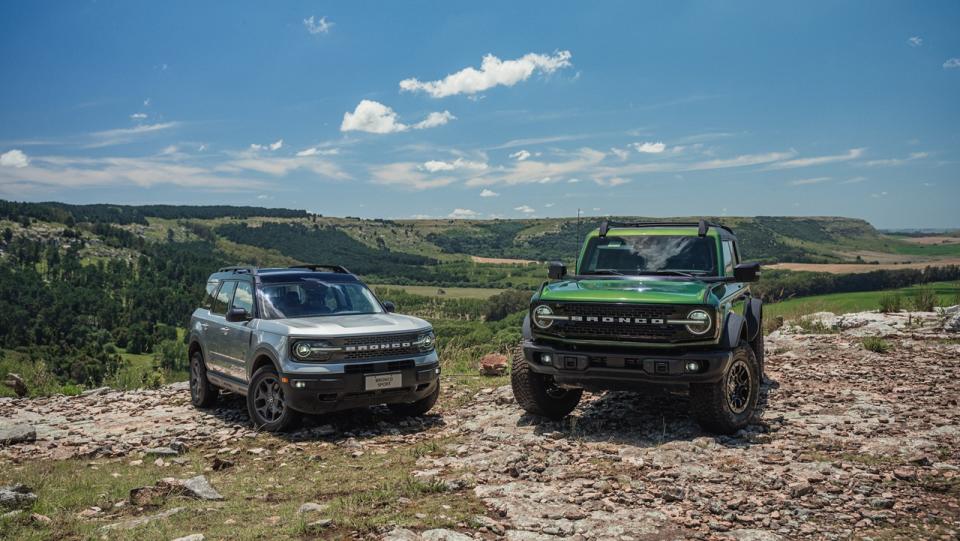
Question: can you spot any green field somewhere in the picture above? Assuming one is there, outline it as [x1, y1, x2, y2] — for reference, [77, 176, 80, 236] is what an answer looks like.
[766, 281, 960, 322]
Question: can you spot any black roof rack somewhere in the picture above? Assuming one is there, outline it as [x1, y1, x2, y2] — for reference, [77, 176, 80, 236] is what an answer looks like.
[217, 265, 256, 274]
[597, 219, 734, 238]
[288, 264, 352, 274]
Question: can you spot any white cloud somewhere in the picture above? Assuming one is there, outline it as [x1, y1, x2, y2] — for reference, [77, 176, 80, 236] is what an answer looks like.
[870, 191, 889, 198]
[86, 122, 178, 148]
[340, 100, 454, 134]
[197, 144, 207, 152]
[567, 178, 581, 183]
[269, 139, 283, 151]
[399, 50, 573, 98]
[632, 141, 666, 154]
[421, 157, 486, 173]
[217, 155, 348, 179]
[544, 203, 555, 208]
[788, 176, 831, 186]
[594, 176, 629, 187]
[908, 36, 923, 47]
[296, 146, 339, 157]
[479, 189, 499, 197]
[943, 58, 960, 69]
[303, 16, 332, 35]
[0, 149, 29, 168]
[130, 113, 147, 120]
[370, 162, 455, 190]
[466, 148, 606, 187]
[249, 139, 283, 152]
[510, 150, 531, 161]
[143, 98, 151, 106]
[448, 208, 480, 219]
[609, 147, 630, 160]
[841, 176, 867, 184]
[862, 151, 928, 167]
[514, 205, 536, 214]
[766, 148, 864, 170]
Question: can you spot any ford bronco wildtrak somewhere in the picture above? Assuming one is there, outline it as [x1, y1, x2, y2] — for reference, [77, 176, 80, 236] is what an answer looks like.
[512, 220, 763, 434]
[188, 264, 440, 432]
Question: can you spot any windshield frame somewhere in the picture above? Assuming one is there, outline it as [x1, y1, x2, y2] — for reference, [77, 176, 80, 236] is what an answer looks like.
[576, 233, 721, 278]
[255, 278, 386, 320]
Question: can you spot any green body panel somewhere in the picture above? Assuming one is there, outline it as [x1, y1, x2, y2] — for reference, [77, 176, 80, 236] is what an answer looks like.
[539, 278, 713, 305]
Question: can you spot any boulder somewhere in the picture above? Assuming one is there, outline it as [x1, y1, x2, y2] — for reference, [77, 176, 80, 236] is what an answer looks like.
[180, 475, 223, 501]
[0, 484, 37, 510]
[2, 373, 27, 397]
[479, 353, 509, 376]
[0, 424, 36, 446]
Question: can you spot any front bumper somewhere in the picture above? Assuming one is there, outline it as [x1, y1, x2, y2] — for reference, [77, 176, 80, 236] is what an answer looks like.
[281, 359, 440, 414]
[523, 339, 732, 391]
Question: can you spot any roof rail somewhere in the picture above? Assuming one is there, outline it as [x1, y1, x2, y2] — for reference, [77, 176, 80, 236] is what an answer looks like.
[288, 264, 352, 274]
[217, 265, 256, 274]
[596, 220, 734, 238]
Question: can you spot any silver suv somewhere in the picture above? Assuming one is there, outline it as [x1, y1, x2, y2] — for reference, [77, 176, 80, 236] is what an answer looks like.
[187, 264, 440, 431]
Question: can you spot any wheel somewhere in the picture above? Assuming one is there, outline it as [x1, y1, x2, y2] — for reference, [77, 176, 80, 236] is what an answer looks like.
[511, 351, 582, 420]
[749, 320, 766, 379]
[189, 350, 219, 408]
[247, 367, 300, 432]
[690, 340, 760, 434]
[387, 381, 440, 417]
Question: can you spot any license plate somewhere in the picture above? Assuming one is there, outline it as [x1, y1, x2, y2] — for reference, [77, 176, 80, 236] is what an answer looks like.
[364, 372, 402, 391]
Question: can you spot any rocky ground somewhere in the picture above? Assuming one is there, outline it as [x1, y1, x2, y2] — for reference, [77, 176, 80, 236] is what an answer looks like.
[2, 309, 959, 540]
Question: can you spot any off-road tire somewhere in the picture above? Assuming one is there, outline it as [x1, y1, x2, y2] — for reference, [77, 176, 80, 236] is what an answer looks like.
[387, 381, 440, 417]
[189, 350, 219, 408]
[247, 367, 300, 432]
[511, 352, 582, 420]
[749, 320, 765, 379]
[690, 340, 760, 434]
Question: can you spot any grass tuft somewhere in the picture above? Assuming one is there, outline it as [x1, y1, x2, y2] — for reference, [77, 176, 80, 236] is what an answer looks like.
[862, 336, 892, 354]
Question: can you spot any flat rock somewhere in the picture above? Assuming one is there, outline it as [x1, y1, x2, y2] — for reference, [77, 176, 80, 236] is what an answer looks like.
[100, 506, 184, 531]
[181, 475, 223, 500]
[171, 535, 205, 541]
[0, 423, 36, 446]
[0, 484, 37, 510]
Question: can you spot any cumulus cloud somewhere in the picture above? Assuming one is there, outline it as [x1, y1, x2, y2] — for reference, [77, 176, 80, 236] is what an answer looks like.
[510, 150, 531, 161]
[303, 16, 332, 35]
[399, 50, 573, 98]
[0, 149, 29, 168]
[479, 189, 499, 197]
[514, 205, 536, 214]
[448, 208, 480, 219]
[908, 36, 923, 47]
[632, 141, 666, 154]
[943, 58, 960, 69]
[421, 157, 487, 173]
[340, 100, 454, 134]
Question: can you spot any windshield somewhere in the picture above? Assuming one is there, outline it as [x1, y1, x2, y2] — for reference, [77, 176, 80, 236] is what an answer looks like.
[258, 279, 384, 319]
[579, 235, 718, 276]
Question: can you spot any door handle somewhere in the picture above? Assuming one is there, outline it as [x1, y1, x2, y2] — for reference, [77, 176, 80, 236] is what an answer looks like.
[199, 323, 209, 330]
[220, 327, 230, 334]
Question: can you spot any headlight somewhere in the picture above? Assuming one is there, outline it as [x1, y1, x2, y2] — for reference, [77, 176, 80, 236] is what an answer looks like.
[532, 305, 555, 329]
[685, 309, 712, 335]
[291, 340, 337, 361]
[415, 331, 435, 352]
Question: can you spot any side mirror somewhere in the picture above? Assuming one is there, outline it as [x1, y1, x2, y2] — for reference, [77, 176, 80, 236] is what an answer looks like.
[225, 307, 251, 322]
[734, 262, 761, 283]
[382, 301, 396, 313]
[547, 261, 567, 280]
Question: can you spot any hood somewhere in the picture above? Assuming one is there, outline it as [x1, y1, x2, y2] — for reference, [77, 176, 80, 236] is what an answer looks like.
[538, 277, 712, 305]
[258, 313, 432, 338]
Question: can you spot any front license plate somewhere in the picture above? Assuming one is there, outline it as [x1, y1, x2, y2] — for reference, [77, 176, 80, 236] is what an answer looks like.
[364, 372, 403, 391]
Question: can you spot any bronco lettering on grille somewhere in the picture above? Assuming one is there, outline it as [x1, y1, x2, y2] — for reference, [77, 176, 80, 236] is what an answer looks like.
[344, 341, 413, 352]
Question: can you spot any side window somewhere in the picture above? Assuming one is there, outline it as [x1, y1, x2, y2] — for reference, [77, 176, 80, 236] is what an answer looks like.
[202, 280, 220, 310]
[722, 241, 736, 276]
[211, 281, 237, 315]
[231, 281, 255, 315]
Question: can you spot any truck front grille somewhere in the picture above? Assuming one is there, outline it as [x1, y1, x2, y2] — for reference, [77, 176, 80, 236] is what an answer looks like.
[540, 303, 709, 343]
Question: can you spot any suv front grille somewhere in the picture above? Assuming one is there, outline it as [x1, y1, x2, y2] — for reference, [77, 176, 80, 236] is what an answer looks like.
[340, 333, 422, 360]
[538, 303, 710, 343]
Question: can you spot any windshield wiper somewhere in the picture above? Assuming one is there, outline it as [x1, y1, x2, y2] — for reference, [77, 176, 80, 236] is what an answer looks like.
[644, 270, 706, 279]
[581, 269, 628, 276]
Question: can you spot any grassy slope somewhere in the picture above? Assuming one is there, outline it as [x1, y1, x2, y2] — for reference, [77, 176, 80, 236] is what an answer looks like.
[766, 280, 960, 322]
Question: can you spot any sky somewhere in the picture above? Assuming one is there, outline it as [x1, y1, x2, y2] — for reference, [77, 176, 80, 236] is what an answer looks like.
[0, 1, 958, 228]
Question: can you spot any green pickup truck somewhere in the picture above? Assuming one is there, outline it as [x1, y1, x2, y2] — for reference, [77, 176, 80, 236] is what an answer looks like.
[511, 220, 764, 434]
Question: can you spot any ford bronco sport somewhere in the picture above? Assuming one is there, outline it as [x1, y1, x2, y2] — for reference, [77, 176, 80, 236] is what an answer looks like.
[188, 264, 440, 431]
[512, 220, 763, 434]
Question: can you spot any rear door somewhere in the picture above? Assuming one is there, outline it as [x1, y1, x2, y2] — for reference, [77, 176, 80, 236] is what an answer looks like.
[205, 280, 237, 376]
[220, 279, 255, 382]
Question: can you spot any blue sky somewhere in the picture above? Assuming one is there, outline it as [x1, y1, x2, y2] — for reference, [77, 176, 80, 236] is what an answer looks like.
[0, 1, 958, 228]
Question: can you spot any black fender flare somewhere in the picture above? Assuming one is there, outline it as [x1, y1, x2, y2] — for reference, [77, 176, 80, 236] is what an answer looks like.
[248, 347, 281, 380]
[522, 313, 533, 341]
[744, 298, 763, 342]
[721, 312, 748, 349]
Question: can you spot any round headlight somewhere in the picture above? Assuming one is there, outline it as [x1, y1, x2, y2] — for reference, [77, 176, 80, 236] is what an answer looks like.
[294, 342, 314, 359]
[533, 305, 555, 329]
[292, 340, 334, 361]
[417, 331, 435, 352]
[685, 309, 712, 335]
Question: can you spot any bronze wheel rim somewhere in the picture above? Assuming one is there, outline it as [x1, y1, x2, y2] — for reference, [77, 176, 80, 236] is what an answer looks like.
[725, 359, 752, 414]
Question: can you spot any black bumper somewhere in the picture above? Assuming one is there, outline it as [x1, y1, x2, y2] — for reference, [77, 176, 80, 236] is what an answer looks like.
[523, 340, 732, 391]
[281, 362, 440, 415]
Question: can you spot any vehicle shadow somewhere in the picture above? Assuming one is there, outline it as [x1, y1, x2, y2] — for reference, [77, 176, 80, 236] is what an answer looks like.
[518, 375, 780, 449]
[203, 392, 444, 443]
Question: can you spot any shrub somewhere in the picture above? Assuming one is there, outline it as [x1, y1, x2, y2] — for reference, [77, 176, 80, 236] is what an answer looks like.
[862, 337, 892, 354]
[796, 316, 834, 334]
[878, 294, 902, 313]
[911, 287, 938, 312]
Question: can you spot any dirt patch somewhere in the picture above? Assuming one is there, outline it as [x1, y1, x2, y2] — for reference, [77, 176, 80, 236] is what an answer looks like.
[900, 236, 960, 246]
[768, 258, 960, 273]
[470, 255, 538, 265]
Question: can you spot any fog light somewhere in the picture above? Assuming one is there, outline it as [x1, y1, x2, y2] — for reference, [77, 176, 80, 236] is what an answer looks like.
[685, 361, 701, 373]
[541, 353, 553, 365]
[293, 380, 307, 389]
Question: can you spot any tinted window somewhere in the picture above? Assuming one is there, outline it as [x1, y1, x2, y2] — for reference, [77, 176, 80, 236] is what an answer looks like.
[580, 235, 717, 276]
[231, 281, 255, 314]
[211, 281, 237, 315]
[202, 280, 220, 310]
[722, 241, 736, 276]
[259, 279, 383, 319]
